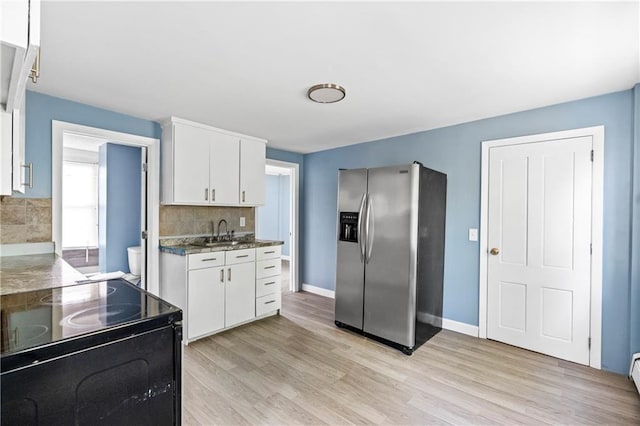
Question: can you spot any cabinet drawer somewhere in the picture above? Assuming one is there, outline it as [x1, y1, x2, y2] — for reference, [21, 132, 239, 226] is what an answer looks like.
[256, 245, 281, 261]
[256, 258, 281, 279]
[225, 248, 255, 265]
[256, 292, 281, 316]
[256, 276, 281, 298]
[188, 251, 224, 270]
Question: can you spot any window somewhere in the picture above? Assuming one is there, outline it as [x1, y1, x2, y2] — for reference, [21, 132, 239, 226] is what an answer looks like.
[62, 161, 98, 248]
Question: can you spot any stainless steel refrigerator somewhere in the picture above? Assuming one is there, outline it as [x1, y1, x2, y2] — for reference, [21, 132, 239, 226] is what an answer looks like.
[334, 162, 446, 354]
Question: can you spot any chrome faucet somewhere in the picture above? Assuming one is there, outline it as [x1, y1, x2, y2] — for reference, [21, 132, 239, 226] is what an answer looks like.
[217, 219, 229, 241]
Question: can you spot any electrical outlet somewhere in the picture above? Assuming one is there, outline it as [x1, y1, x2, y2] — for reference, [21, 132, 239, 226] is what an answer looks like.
[240, 217, 246, 227]
[469, 228, 478, 242]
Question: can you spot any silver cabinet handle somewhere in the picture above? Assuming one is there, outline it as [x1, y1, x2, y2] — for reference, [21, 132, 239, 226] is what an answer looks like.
[228, 268, 231, 281]
[201, 258, 217, 262]
[205, 188, 208, 201]
[21, 163, 33, 188]
[265, 300, 275, 304]
[357, 193, 367, 262]
[220, 269, 224, 282]
[264, 265, 276, 269]
[242, 190, 246, 202]
[264, 250, 275, 254]
[265, 281, 276, 286]
[236, 255, 249, 258]
[211, 188, 215, 202]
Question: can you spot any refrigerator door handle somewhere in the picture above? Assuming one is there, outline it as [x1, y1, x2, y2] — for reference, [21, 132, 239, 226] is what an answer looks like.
[357, 193, 367, 262]
[365, 195, 374, 264]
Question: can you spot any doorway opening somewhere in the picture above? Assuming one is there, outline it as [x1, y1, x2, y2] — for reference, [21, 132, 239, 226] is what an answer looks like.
[256, 159, 299, 293]
[52, 121, 160, 295]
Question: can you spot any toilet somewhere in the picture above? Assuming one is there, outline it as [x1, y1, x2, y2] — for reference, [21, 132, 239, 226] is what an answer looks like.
[127, 246, 141, 277]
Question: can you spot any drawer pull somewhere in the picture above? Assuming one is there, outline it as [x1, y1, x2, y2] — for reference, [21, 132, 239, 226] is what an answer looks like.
[220, 269, 224, 282]
[264, 265, 276, 269]
[264, 250, 275, 254]
[201, 258, 217, 262]
[265, 281, 276, 286]
[236, 255, 249, 258]
[265, 300, 276, 304]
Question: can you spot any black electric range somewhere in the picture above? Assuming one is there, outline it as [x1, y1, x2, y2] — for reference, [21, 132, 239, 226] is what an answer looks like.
[1, 279, 183, 425]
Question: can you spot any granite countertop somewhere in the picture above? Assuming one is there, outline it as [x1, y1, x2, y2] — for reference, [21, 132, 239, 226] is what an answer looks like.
[160, 239, 284, 256]
[0, 254, 87, 296]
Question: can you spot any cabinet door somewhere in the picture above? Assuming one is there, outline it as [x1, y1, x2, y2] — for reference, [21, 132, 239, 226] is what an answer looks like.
[12, 100, 25, 193]
[173, 122, 211, 204]
[0, 111, 12, 195]
[210, 132, 239, 205]
[225, 262, 255, 327]
[188, 266, 225, 339]
[239, 139, 265, 205]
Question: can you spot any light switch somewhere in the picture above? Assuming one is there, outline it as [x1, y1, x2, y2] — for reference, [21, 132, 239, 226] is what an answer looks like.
[468, 228, 478, 242]
[240, 217, 246, 227]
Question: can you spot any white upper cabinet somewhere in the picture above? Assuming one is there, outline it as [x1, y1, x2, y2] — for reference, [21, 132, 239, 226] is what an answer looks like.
[240, 138, 266, 206]
[210, 131, 240, 205]
[1, 0, 40, 112]
[0, 0, 38, 196]
[172, 122, 210, 204]
[162, 117, 266, 206]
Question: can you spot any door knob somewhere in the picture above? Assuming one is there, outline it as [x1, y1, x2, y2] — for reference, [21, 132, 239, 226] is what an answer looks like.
[490, 248, 500, 255]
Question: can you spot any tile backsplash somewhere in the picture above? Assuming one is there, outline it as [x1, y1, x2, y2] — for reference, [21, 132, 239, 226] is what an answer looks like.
[0, 197, 52, 244]
[159, 205, 255, 237]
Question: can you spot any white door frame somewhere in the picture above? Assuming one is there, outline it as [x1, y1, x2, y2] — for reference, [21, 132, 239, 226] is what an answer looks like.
[256, 158, 300, 292]
[479, 126, 604, 369]
[52, 121, 161, 296]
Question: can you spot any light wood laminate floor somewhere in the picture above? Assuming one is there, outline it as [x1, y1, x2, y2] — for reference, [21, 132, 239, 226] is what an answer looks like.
[183, 291, 640, 425]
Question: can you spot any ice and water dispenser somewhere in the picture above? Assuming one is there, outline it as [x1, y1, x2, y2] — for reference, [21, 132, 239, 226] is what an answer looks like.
[339, 212, 359, 243]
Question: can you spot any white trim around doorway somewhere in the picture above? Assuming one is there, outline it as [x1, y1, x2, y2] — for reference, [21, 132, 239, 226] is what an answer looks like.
[51, 121, 161, 296]
[479, 125, 604, 369]
[258, 158, 300, 292]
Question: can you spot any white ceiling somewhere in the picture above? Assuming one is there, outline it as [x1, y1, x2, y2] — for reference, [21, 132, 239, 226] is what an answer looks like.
[32, 1, 639, 154]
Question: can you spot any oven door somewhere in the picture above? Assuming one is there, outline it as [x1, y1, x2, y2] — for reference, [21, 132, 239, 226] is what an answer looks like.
[1, 325, 181, 425]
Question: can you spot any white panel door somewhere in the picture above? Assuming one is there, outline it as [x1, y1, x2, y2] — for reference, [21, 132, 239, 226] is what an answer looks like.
[173, 122, 211, 204]
[487, 136, 592, 365]
[188, 266, 225, 339]
[210, 132, 239, 205]
[225, 262, 256, 327]
[239, 138, 265, 205]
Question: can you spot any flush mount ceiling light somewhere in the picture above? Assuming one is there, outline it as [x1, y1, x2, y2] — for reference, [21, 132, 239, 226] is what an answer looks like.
[307, 83, 346, 103]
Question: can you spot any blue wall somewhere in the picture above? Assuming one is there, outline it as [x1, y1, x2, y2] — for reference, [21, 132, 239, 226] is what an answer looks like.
[257, 174, 290, 256]
[22, 91, 160, 198]
[98, 143, 142, 273]
[302, 89, 636, 374]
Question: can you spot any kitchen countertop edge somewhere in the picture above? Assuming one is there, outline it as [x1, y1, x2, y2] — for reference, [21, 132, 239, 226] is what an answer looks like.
[160, 239, 284, 256]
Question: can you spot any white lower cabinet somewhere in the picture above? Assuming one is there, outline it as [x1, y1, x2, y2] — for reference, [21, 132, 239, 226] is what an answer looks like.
[255, 246, 282, 316]
[188, 265, 225, 339]
[161, 247, 269, 343]
[224, 259, 256, 327]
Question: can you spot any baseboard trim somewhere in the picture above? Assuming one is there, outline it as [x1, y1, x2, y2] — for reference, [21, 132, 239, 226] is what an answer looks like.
[0, 242, 55, 257]
[442, 318, 479, 337]
[301, 283, 335, 299]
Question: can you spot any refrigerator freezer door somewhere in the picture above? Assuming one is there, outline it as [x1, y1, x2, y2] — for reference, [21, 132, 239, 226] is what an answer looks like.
[363, 164, 417, 347]
[335, 168, 368, 329]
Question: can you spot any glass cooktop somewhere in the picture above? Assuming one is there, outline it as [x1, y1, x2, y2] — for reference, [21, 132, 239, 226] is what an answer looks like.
[1, 279, 181, 356]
